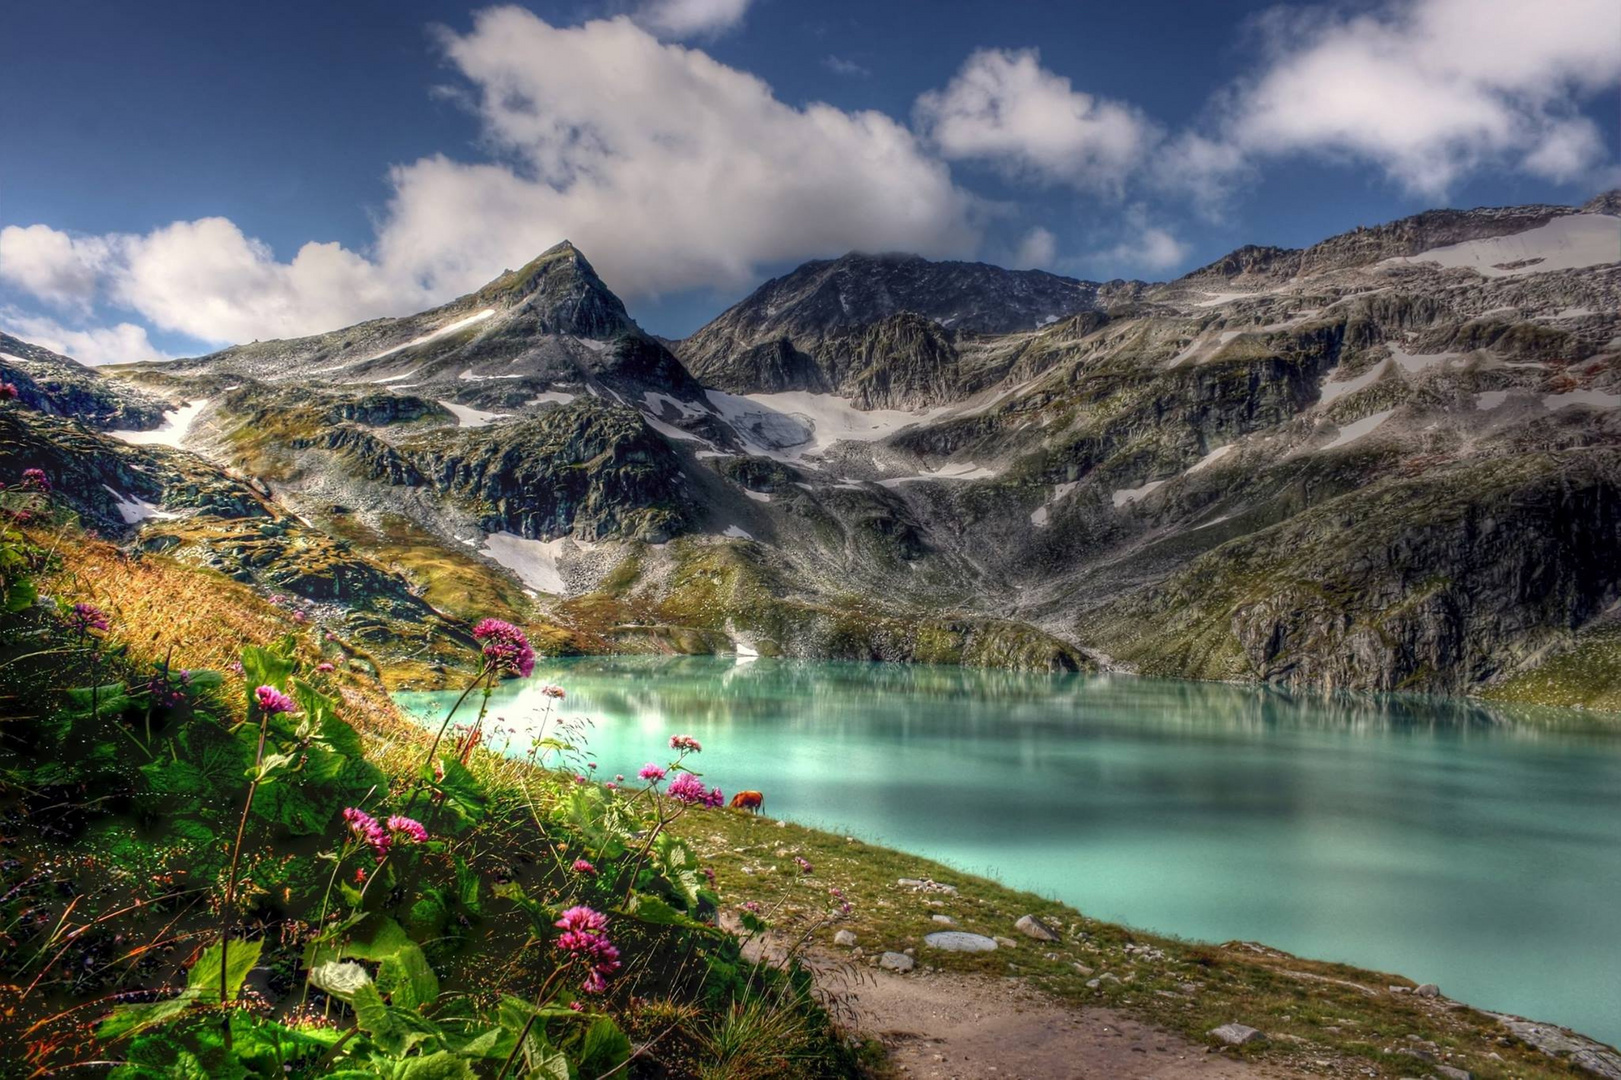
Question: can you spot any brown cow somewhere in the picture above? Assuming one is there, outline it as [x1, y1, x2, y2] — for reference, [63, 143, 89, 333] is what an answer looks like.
[729, 790, 764, 814]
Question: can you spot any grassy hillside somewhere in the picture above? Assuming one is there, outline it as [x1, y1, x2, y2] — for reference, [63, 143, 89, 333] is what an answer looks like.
[2, 459, 1614, 1080]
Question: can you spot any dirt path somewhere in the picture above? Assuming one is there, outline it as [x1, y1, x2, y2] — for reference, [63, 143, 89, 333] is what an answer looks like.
[808, 953, 1289, 1079]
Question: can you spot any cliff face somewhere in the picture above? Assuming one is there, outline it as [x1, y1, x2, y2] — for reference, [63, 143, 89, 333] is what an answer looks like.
[0, 334, 169, 430]
[8, 194, 1621, 693]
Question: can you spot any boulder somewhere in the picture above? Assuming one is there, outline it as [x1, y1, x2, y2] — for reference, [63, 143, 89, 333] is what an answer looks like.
[1208, 1024, 1266, 1047]
[1414, 983, 1441, 998]
[1015, 914, 1061, 941]
[924, 932, 999, 953]
[879, 951, 915, 973]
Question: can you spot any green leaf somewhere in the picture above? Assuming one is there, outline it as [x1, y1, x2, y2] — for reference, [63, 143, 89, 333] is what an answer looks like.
[653, 832, 705, 909]
[622, 891, 704, 929]
[519, 1050, 571, 1080]
[241, 643, 295, 699]
[578, 1015, 631, 1075]
[188, 938, 262, 1004]
[351, 981, 406, 1054]
[433, 756, 488, 827]
[308, 960, 373, 999]
[397, 1051, 478, 1080]
[97, 995, 195, 1040]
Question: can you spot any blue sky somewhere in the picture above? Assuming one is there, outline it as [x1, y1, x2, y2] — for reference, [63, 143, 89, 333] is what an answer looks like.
[1, 0, 1615, 361]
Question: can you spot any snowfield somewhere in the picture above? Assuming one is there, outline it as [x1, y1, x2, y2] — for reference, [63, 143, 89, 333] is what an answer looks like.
[107, 399, 211, 447]
[1383, 215, 1621, 279]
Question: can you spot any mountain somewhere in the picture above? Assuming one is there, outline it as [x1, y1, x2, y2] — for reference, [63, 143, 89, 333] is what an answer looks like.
[1, 333, 169, 430]
[678, 253, 1137, 407]
[168, 241, 705, 408]
[13, 193, 1621, 705]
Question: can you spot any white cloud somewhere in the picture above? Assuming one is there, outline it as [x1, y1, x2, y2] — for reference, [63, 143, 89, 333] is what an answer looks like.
[1011, 226, 1058, 269]
[823, 55, 870, 78]
[634, 0, 752, 38]
[1, 8, 976, 347]
[111, 217, 413, 343]
[915, 48, 1159, 193]
[1088, 209, 1189, 276]
[1215, 0, 1621, 195]
[1, 310, 169, 366]
[381, 9, 977, 299]
[0, 225, 118, 312]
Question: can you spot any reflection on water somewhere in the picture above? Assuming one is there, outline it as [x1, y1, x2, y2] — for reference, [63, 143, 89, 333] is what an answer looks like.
[397, 657, 1621, 1046]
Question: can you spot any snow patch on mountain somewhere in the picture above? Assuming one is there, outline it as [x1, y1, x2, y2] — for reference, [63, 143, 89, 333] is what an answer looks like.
[107, 398, 211, 447]
[1383, 215, 1621, 279]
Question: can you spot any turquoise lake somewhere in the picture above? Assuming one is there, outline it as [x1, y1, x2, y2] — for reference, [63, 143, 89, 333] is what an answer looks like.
[396, 656, 1621, 1047]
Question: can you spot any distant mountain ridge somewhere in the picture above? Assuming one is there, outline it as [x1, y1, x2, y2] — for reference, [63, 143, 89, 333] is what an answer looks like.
[677, 252, 1140, 406]
[9, 190, 1620, 710]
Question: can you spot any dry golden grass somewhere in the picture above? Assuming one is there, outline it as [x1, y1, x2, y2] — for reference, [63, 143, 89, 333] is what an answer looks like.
[33, 526, 423, 752]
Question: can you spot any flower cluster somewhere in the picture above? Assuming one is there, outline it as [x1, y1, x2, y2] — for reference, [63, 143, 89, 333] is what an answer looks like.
[254, 685, 297, 716]
[637, 763, 666, 783]
[70, 602, 109, 634]
[471, 618, 535, 678]
[667, 773, 724, 807]
[0, 382, 18, 401]
[343, 807, 391, 862]
[572, 858, 597, 876]
[20, 468, 50, 492]
[554, 906, 620, 994]
[386, 815, 428, 845]
[668, 734, 701, 753]
[794, 856, 813, 875]
[146, 667, 193, 708]
[540, 684, 565, 700]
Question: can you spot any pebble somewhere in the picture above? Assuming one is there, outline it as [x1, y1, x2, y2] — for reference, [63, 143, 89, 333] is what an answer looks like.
[879, 951, 915, 973]
[931, 914, 956, 925]
[1015, 914, 1060, 941]
[1073, 963, 1095, 976]
[1208, 1023, 1266, 1047]
[833, 929, 857, 947]
[993, 936, 1018, 949]
[923, 931, 999, 953]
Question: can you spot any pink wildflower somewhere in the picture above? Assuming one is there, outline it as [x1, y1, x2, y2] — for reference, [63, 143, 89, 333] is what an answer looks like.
[638, 763, 666, 783]
[667, 773, 714, 806]
[0, 382, 18, 401]
[316, 661, 335, 673]
[554, 906, 619, 993]
[541, 684, 565, 699]
[794, 856, 813, 875]
[254, 685, 297, 715]
[572, 858, 597, 876]
[669, 734, 701, 753]
[742, 901, 762, 914]
[386, 816, 428, 844]
[20, 468, 50, 492]
[471, 618, 535, 678]
[343, 807, 391, 862]
[70, 602, 109, 634]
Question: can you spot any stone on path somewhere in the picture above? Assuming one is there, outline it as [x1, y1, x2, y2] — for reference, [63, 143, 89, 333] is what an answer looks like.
[879, 951, 916, 973]
[833, 929, 857, 947]
[1015, 914, 1060, 941]
[924, 931, 999, 953]
[1208, 1023, 1266, 1046]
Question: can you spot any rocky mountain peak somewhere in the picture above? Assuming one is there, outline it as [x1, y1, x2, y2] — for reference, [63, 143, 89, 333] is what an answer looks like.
[473, 240, 633, 339]
[678, 250, 1106, 397]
